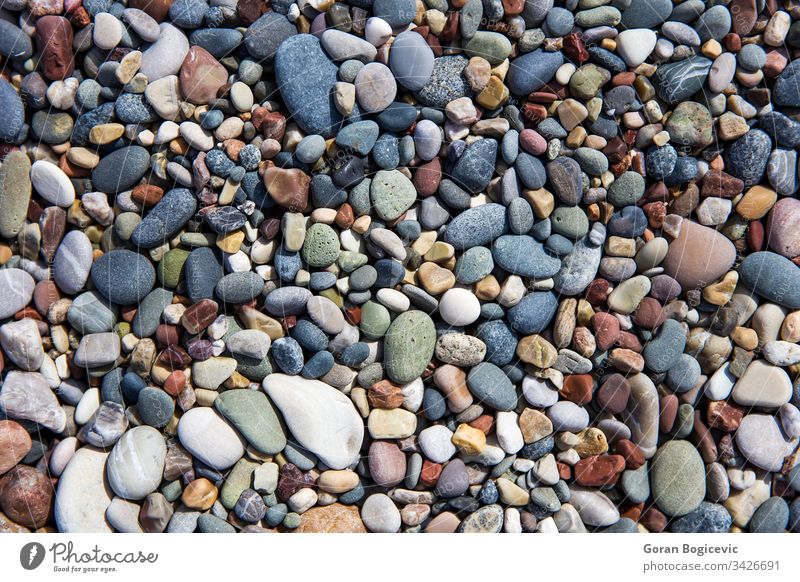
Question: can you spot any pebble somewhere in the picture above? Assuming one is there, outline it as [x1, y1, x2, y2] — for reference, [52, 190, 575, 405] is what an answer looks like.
[651, 440, 706, 517]
[106, 426, 166, 500]
[0, 269, 35, 320]
[735, 414, 792, 472]
[214, 389, 286, 455]
[390, 31, 435, 92]
[54, 447, 113, 532]
[263, 374, 363, 470]
[177, 408, 244, 470]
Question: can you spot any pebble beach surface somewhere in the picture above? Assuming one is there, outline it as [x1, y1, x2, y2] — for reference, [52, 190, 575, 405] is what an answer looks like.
[1, 0, 800, 535]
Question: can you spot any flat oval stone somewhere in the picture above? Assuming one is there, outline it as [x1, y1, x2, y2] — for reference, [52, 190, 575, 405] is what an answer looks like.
[507, 292, 559, 334]
[0, 269, 35, 320]
[384, 310, 436, 384]
[767, 197, 800, 258]
[177, 407, 244, 470]
[492, 235, 562, 278]
[214, 389, 287, 455]
[651, 440, 706, 516]
[662, 219, 736, 290]
[54, 447, 113, 533]
[467, 362, 518, 411]
[106, 426, 166, 500]
[569, 487, 620, 527]
[507, 49, 564, 95]
[92, 146, 151, 193]
[452, 138, 498, 194]
[735, 414, 793, 472]
[140, 23, 190, 81]
[244, 11, 295, 63]
[262, 374, 363, 470]
[389, 31, 434, 91]
[216, 272, 265, 304]
[53, 230, 93, 295]
[275, 34, 342, 138]
[91, 249, 155, 305]
[653, 56, 711, 104]
[444, 203, 509, 250]
[0, 78, 25, 142]
[30, 160, 75, 207]
[0, 151, 31, 239]
[622, 373, 659, 458]
[739, 251, 800, 309]
[185, 247, 223, 302]
[731, 360, 791, 408]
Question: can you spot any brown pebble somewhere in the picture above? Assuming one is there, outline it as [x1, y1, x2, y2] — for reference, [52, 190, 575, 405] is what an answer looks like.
[613, 439, 645, 470]
[592, 311, 620, 351]
[574, 454, 625, 486]
[0, 420, 33, 475]
[131, 184, 165, 207]
[181, 477, 218, 510]
[560, 374, 593, 405]
[367, 380, 404, 409]
[180, 298, 218, 334]
[659, 394, 678, 433]
[33, 280, 62, 317]
[706, 400, 745, 432]
[596, 373, 630, 414]
[0, 466, 53, 529]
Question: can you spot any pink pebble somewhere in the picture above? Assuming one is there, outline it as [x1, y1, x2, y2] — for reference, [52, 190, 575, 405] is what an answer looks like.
[519, 129, 547, 155]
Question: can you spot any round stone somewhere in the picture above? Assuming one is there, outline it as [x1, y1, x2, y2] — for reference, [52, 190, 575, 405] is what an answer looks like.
[106, 426, 166, 500]
[651, 440, 706, 517]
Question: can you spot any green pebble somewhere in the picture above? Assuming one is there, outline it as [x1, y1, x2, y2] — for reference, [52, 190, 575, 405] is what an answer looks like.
[608, 171, 645, 207]
[651, 440, 705, 517]
[160, 480, 183, 502]
[114, 212, 141, 241]
[464, 31, 512, 65]
[219, 458, 259, 510]
[360, 300, 391, 340]
[214, 389, 286, 454]
[569, 64, 610, 99]
[180, 232, 216, 247]
[384, 310, 436, 384]
[282, 512, 301, 529]
[157, 248, 190, 288]
[370, 170, 416, 221]
[338, 250, 368, 272]
[302, 223, 341, 267]
[574, 6, 621, 27]
[551, 206, 589, 239]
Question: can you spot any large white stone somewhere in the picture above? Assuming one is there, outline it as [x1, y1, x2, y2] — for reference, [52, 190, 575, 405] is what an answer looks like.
[0, 371, 66, 433]
[0, 268, 35, 320]
[622, 373, 659, 458]
[735, 414, 794, 472]
[107, 426, 167, 500]
[0, 318, 43, 370]
[30, 160, 75, 207]
[55, 447, 114, 532]
[262, 374, 364, 470]
[438, 287, 481, 326]
[177, 407, 244, 470]
[568, 487, 620, 527]
[731, 360, 792, 408]
[615, 29, 658, 67]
